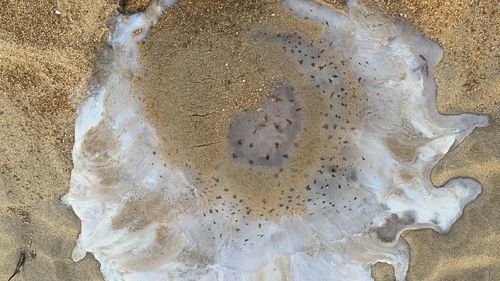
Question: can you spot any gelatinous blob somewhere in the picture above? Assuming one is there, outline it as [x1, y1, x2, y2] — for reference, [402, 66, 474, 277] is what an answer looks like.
[64, 0, 489, 280]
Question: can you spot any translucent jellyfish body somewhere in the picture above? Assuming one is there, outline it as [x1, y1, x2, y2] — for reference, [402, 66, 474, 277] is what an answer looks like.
[64, 0, 489, 280]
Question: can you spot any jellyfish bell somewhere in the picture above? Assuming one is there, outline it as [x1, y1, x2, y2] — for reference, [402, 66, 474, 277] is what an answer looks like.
[64, 0, 488, 280]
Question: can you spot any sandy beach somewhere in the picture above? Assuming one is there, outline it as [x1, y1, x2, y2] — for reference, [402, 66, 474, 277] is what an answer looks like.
[0, 0, 498, 280]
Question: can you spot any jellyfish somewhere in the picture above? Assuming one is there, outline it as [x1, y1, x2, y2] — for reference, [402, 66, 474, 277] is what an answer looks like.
[63, 0, 489, 280]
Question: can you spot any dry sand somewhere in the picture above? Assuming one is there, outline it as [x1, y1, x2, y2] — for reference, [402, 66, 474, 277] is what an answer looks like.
[0, 0, 498, 280]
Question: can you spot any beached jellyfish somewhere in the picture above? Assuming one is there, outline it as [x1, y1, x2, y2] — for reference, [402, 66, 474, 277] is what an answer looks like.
[64, 0, 488, 280]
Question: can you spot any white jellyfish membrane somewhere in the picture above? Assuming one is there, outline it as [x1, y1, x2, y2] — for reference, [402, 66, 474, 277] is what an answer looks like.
[63, 0, 489, 280]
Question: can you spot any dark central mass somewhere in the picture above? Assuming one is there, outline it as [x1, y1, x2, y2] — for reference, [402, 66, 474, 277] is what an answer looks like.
[229, 84, 302, 167]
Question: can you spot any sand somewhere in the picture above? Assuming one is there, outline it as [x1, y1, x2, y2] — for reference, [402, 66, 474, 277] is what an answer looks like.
[0, 0, 115, 280]
[0, 0, 497, 280]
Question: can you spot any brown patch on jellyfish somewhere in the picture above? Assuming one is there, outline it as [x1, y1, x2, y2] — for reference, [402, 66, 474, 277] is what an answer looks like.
[94, 165, 120, 186]
[137, 1, 329, 220]
[228, 83, 302, 167]
[372, 212, 416, 243]
[111, 186, 200, 270]
[112, 194, 166, 232]
[81, 120, 119, 165]
[112, 190, 192, 232]
[119, 225, 211, 272]
[371, 262, 396, 281]
[398, 169, 416, 182]
[81, 120, 123, 188]
[384, 137, 419, 163]
[137, 0, 367, 222]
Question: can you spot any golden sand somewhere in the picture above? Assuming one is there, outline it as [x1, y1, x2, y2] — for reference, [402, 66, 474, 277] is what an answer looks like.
[0, 0, 497, 280]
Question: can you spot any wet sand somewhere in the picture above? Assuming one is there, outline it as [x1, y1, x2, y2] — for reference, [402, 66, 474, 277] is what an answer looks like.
[0, 0, 498, 280]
